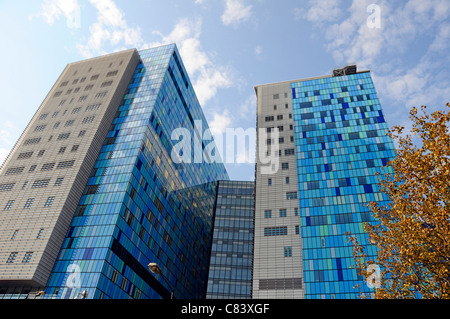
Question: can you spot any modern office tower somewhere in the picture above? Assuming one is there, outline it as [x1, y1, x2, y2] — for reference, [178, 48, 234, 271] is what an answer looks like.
[0, 44, 229, 299]
[254, 66, 395, 299]
[0, 49, 140, 295]
[206, 180, 254, 299]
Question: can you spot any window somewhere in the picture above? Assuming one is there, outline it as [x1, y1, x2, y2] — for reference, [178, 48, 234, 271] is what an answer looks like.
[28, 165, 37, 172]
[279, 209, 287, 217]
[24, 198, 34, 209]
[284, 148, 295, 156]
[65, 120, 75, 127]
[6, 252, 18, 263]
[82, 116, 95, 124]
[277, 115, 283, 120]
[0, 183, 15, 192]
[284, 247, 292, 257]
[41, 162, 56, 171]
[285, 177, 290, 184]
[5, 167, 25, 175]
[39, 113, 49, 120]
[34, 125, 46, 132]
[78, 95, 88, 102]
[22, 252, 33, 263]
[72, 107, 82, 114]
[57, 160, 75, 169]
[55, 177, 64, 186]
[86, 103, 102, 111]
[71, 145, 79, 152]
[286, 192, 298, 200]
[91, 74, 99, 81]
[17, 151, 33, 159]
[264, 210, 272, 218]
[273, 94, 279, 99]
[53, 122, 60, 129]
[95, 91, 107, 99]
[85, 84, 94, 91]
[57, 133, 71, 140]
[32, 179, 50, 188]
[37, 150, 45, 157]
[37, 229, 44, 239]
[265, 116, 274, 122]
[24, 137, 41, 145]
[52, 111, 59, 118]
[282, 162, 289, 170]
[44, 197, 55, 207]
[78, 130, 86, 137]
[11, 230, 19, 240]
[58, 146, 66, 154]
[4, 200, 14, 210]
[107, 70, 118, 77]
[264, 226, 288, 236]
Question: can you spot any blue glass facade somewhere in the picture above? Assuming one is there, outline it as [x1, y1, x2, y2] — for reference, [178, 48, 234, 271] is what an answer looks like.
[44, 44, 229, 299]
[206, 180, 254, 299]
[291, 71, 395, 298]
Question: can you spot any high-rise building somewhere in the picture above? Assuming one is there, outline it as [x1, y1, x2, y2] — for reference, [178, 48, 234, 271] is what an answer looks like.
[0, 44, 229, 299]
[206, 180, 254, 299]
[253, 66, 395, 299]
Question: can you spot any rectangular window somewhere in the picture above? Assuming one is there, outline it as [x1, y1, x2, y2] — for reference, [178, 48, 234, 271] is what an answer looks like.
[71, 145, 79, 152]
[32, 179, 50, 188]
[284, 247, 292, 257]
[23, 137, 41, 145]
[0, 183, 15, 192]
[6, 252, 18, 263]
[57, 160, 75, 169]
[55, 177, 64, 186]
[264, 226, 288, 236]
[41, 162, 56, 171]
[285, 177, 290, 184]
[57, 133, 71, 140]
[24, 198, 34, 209]
[268, 178, 272, 186]
[286, 192, 298, 200]
[265, 116, 274, 122]
[22, 251, 33, 263]
[264, 210, 272, 218]
[4, 200, 14, 210]
[5, 167, 25, 175]
[277, 115, 283, 120]
[17, 151, 33, 159]
[279, 209, 287, 217]
[281, 162, 289, 170]
[284, 148, 295, 156]
[44, 197, 55, 207]
[37, 229, 44, 239]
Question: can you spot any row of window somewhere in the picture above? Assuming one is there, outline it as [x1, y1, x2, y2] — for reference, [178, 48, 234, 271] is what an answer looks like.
[264, 208, 299, 218]
[5, 160, 75, 175]
[266, 136, 294, 145]
[6, 251, 34, 264]
[17, 145, 79, 161]
[266, 124, 294, 132]
[264, 113, 293, 122]
[9, 228, 44, 241]
[54, 82, 112, 99]
[3, 196, 55, 210]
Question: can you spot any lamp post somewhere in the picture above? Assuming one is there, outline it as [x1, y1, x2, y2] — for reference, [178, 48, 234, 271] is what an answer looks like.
[148, 262, 175, 299]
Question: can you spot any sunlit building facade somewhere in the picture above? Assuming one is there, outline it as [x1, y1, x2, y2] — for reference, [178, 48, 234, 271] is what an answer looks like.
[254, 66, 395, 299]
[0, 44, 229, 299]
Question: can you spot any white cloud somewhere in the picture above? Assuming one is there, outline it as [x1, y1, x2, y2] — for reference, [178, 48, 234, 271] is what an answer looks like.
[36, 0, 80, 28]
[302, 0, 450, 110]
[76, 0, 144, 58]
[209, 110, 233, 136]
[254, 45, 262, 56]
[221, 0, 252, 27]
[152, 18, 233, 106]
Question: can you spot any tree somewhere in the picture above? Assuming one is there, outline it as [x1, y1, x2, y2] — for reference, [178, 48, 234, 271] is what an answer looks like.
[349, 103, 450, 299]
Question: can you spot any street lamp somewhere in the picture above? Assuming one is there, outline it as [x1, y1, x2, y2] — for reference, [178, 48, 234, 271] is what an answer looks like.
[148, 262, 174, 299]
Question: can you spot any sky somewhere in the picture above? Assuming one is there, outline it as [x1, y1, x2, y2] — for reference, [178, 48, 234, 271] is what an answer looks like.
[0, 0, 449, 181]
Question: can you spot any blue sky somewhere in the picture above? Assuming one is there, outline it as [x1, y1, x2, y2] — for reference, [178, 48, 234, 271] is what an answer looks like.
[0, 0, 449, 181]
